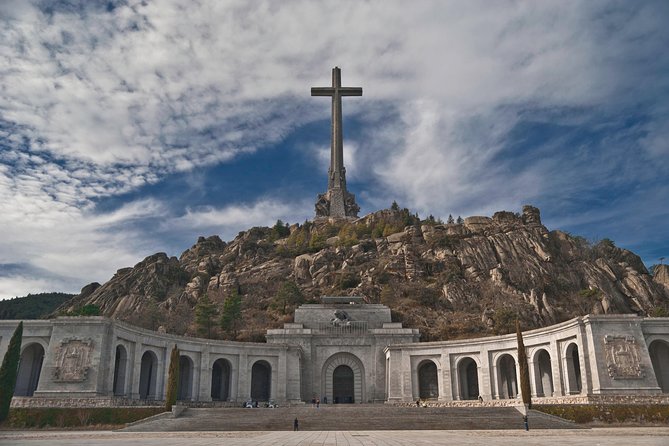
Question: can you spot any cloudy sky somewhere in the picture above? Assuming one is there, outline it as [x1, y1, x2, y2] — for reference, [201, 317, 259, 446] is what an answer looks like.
[1, 0, 668, 299]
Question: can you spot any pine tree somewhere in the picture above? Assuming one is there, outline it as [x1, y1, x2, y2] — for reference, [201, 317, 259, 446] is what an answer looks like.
[516, 320, 532, 409]
[220, 290, 242, 339]
[194, 294, 217, 338]
[165, 344, 180, 411]
[456, 216, 464, 224]
[145, 297, 162, 331]
[447, 214, 455, 224]
[0, 321, 23, 422]
[271, 281, 305, 315]
[271, 219, 290, 239]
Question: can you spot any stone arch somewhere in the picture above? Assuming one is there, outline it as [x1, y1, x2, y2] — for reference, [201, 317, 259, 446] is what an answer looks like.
[418, 360, 439, 399]
[565, 343, 582, 394]
[112, 344, 128, 396]
[139, 350, 158, 400]
[649, 339, 669, 393]
[457, 357, 479, 400]
[250, 360, 271, 401]
[497, 354, 518, 399]
[211, 358, 232, 401]
[14, 343, 45, 396]
[322, 353, 365, 404]
[177, 355, 194, 400]
[533, 349, 553, 397]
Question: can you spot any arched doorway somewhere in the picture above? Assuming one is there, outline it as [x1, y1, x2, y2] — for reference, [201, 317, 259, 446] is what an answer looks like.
[322, 353, 365, 404]
[649, 340, 669, 393]
[14, 343, 45, 396]
[139, 350, 158, 400]
[497, 354, 518, 399]
[418, 360, 439, 399]
[458, 357, 479, 400]
[565, 343, 582, 394]
[211, 358, 232, 401]
[250, 360, 271, 401]
[534, 349, 553, 397]
[178, 355, 194, 400]
[113, 345, 128, 396]
[333, 365, 355, 403]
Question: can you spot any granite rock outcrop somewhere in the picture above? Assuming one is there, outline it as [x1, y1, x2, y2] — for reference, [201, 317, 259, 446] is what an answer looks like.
[56, 206, 669, 341]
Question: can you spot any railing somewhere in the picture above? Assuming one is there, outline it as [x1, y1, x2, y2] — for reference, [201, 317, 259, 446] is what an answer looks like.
[314, 321, 368, 336]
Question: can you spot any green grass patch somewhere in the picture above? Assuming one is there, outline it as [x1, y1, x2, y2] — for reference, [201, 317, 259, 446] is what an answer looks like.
[1, 407, 165, 429]
[534, 404, 669, 424]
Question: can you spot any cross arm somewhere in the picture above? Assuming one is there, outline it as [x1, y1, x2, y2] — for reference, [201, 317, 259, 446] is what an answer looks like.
[339, 87, 362, 96]
[311, 87, 335, 96]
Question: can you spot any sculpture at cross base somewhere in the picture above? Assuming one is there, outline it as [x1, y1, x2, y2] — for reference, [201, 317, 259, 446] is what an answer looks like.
[311, 67, 361, 219]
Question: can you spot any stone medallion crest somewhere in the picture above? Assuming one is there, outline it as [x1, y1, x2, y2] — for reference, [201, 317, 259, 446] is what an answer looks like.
[53, 338, 94, 382]
[603, 335, 644, 379]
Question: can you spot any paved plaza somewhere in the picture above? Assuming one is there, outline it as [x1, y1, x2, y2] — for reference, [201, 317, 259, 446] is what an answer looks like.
[1, 428, 668, 446]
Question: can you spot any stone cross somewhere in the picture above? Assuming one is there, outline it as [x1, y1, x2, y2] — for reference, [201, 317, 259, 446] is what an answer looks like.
[311, 67, 361, 218]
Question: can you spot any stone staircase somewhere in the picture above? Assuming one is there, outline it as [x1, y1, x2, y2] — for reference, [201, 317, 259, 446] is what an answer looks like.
[122, 404, 577, 431]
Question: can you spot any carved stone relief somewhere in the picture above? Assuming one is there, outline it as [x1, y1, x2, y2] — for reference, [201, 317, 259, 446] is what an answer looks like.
[603, 335, 644, 379]
[53, 338, 94, 382]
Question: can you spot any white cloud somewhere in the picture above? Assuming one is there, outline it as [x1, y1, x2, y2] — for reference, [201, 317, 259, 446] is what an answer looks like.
[169, 198, 312, 239]
[0, 275, 72, 301]
[0, 162, 168, 298]
[0, 0, 667, 296]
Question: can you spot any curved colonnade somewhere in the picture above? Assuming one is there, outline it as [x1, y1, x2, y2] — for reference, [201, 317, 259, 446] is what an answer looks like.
[386, 315, 669, 402]
[2, 313, 669, 405]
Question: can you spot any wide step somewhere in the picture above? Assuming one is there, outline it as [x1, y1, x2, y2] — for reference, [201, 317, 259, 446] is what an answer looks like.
[123, 405, 577, 432]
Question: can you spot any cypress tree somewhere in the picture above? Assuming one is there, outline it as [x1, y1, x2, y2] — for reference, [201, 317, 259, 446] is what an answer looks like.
[0, 321, 23, 422]
[165, 344, 180, 412]
[516, 320, 532, 409]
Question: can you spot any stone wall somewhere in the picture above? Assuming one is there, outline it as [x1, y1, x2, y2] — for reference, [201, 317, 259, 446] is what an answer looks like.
[2, 313, 668, 408]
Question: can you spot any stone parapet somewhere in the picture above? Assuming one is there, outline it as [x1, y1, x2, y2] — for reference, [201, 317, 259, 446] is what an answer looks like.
[387, 394, 669, 407]
[10, 396, 164, 408]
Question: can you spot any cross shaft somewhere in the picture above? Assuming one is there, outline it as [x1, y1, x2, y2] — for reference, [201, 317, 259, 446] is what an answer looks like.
[311, 67, 362, 191]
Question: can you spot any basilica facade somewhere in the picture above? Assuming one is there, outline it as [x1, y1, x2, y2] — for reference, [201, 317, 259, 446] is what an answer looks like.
[2, 296, 669, 407]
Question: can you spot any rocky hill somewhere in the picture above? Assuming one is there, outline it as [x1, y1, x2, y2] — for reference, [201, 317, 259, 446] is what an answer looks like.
[56, 205, 669, 341]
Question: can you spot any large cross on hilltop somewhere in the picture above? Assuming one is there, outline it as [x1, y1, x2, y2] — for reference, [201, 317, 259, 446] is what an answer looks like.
[311, 67, 361, 219]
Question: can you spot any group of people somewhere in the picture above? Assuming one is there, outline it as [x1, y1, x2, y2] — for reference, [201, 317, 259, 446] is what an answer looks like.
[310, 396, 328, 407]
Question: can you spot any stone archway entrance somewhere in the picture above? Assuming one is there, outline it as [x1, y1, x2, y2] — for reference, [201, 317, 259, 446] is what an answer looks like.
[251, 360, 271, 401]
[177, 355, 193, 401]
[458, 357, 479, 400]
[211, 358, 232, 401]
[139, 350, 158, 400]
[534, 349, 553, 397]
[497, 354, 518, 399]
[323, 353, 364, 404]
[649, 340, 669, 393]
[565, 343, 582, 394]
[418, 361, 439, 399]
[333, 365, 354, 403]
[14, 343, 45, 397]
[113, 345, 128, 396]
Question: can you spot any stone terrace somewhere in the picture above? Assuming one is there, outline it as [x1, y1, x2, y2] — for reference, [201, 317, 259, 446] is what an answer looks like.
[122, 405, 577, 432]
